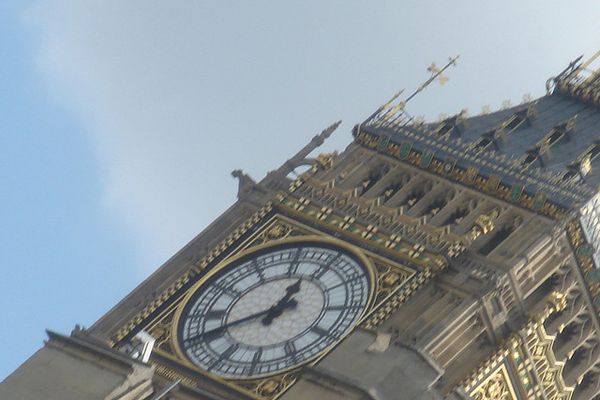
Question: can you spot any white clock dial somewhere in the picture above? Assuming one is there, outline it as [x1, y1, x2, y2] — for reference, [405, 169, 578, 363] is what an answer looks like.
[177, 243, 371, 379]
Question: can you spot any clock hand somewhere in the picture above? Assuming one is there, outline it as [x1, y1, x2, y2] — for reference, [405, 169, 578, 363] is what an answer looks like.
[185, 299, 298, 346]
[217, 279, 300, 330]
[262, 279, 302, 326]
[272, 279, 302, 308]
[285, 278, 302, 296]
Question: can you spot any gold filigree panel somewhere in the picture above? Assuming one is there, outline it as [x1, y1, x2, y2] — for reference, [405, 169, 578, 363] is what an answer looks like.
[462, 293, 573, 400]
[470, 364, 517, 400]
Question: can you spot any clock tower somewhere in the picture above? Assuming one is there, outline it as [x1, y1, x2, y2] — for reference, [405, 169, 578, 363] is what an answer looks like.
[5, 54, 600, 400]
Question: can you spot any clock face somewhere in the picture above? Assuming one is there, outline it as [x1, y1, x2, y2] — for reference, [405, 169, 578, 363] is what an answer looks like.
[176, 242, 371, 379]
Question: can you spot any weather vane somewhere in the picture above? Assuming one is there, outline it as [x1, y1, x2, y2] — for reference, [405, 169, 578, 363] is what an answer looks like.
[364, 55, 460, 128]
[405, 55, 459, 103]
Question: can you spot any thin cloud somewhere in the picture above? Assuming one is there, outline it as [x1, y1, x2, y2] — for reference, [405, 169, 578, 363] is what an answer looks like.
[23, 0, 600, 271]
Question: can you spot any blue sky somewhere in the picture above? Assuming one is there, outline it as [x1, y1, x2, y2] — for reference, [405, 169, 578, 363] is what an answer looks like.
[1, 0, 600, 380]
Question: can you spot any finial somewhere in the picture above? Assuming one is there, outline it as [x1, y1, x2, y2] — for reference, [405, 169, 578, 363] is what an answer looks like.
[480, 105, 491, 115]
[311, 120, 341, 147]
[406, 55, 460, 103]
[363, 55, 459, 127]
[522, 93, 533, 103]
[501, 99, 512, 110]
[319, 120, 341, 139]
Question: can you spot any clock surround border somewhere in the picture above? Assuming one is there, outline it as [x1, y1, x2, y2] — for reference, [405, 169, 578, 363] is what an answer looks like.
[169, 234, 378, 380]
[110, 206, 446, 399]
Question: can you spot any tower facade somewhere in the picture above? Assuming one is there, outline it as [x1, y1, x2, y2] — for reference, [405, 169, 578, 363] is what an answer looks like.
[4, 56, 600, 400]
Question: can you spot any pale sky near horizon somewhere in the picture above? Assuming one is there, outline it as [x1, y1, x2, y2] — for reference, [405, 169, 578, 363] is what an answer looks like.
[2, 0, 600, 380]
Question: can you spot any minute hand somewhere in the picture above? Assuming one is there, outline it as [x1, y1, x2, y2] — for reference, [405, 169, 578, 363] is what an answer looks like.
[185, 299, 298, 347]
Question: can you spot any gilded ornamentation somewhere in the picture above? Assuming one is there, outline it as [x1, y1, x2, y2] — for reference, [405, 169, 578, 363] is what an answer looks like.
[353, 128, 575, 220]
[287, 177, 464, 260]
[547, 291, 567, 314]
[244, 219, 312, 250]
[382, 271, 402, 287]
[470, 367, 514, 400]
[555, 53, 600, 109]
[258, 379, 280, 396]
[154, 363, 198, 388]
[111, 203, 274, 344]
[234, 373, 297, 399]
[566, 221, 600, 313]
[110, 205, 439, 400]
[266, 224, 287, 239]
[468, 209, 499, 241]
[523, 319, 573, 400]
[462, 290, 574, 400]
[363, 268, 432, 329]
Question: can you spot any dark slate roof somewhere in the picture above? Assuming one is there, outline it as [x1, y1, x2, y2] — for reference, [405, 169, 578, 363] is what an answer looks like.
[358, 92, 600, 209]
[455, 94, 599, 183]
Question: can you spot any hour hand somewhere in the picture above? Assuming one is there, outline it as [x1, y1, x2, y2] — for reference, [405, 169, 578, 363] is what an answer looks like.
[277, 279, 302, 306]
[285, 279, 302, 296]
[261, 298, 298, 326]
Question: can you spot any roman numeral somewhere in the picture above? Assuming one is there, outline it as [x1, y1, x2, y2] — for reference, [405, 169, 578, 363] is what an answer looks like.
[287, 249, 302, 276]
[208, 344, 239, 371]
[204, 310, 226, 321]
[214, 281, 240, 297]
[326, 276, 362, 292]
[311, 254, 341, 280]
[221, 343, 239, 360]
[251, 259, 266, 282]
[249, 348, 263, 375]
[312, 267, 327, 280]
[284, 341, 296, 357]
[310, 325, 330, 337]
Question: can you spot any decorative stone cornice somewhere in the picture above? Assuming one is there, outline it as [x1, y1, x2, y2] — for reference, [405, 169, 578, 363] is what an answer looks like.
[353, 126, 577, 219]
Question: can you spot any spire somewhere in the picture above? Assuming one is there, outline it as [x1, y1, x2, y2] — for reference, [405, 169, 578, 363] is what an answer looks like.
[274, 121, 341, 177]
[363, 56, 459, 129]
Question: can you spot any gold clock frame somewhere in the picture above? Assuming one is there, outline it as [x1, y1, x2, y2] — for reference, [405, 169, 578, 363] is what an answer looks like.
[111, 201, 445, 399]
[169, 234, 378, 381]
